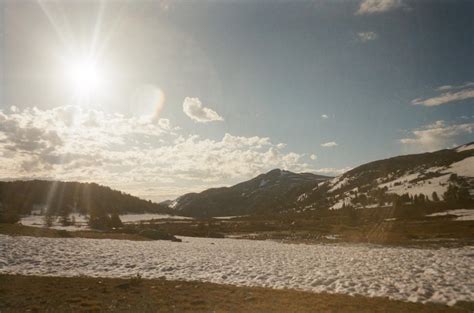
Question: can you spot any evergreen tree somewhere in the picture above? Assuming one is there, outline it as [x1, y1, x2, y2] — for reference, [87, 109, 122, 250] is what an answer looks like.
[109, 212, 123, 229]
[458, 187, 471, 204]
[0, 204, 19, 224]
[43, 208, 54, 227]
[58, 205, 72, 226]
[444, 184, 459, 203]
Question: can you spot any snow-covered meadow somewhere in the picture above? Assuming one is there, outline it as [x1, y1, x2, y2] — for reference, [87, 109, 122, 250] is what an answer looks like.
[1, 235, 472, 306]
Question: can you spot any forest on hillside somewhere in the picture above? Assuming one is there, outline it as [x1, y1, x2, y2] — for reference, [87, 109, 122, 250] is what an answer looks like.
[0, 180, 170, 223]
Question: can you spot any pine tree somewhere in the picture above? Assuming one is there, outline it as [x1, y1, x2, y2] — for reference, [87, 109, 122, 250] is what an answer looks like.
[58, 205, 72, 226]
[444, 184, 459, 203]
[43, 209, 54, 227]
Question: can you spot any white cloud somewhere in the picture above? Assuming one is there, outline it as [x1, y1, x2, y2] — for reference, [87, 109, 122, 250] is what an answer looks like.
[399, 120, 474, 151]
[157, 118, 171, 130]
[310, 154, 317, 160]
[412, 82, 474, 106]
[321, 141, 338, 147]
[357, 31, 378, 42]
[356, 0, 403, 15]
[316, 167, 352, 176]
[182, 97, 223, 123]
[0, 105, 314, 201]
[321, 114, 329, 119]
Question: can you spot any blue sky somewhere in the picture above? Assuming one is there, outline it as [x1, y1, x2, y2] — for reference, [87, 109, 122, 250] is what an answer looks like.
[0, 0, 473, 200]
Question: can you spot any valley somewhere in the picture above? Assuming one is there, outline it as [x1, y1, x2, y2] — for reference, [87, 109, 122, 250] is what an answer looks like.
[1, 143, 473, 311]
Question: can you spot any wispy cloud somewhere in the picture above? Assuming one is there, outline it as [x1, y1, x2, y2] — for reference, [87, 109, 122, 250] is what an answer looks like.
[321, 141, 338, 148]
[357, 31, 378, 42]
[436, 82, 474, 91]
[399, 120, 474, 151]
[412, 82, 474, 106]
[182, 97, 223, 123]
[356, 0, 403, 15]
[321, 114, 329, 119]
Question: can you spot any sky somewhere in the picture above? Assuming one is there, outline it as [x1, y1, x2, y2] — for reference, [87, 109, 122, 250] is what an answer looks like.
[0, 0, 473, 201]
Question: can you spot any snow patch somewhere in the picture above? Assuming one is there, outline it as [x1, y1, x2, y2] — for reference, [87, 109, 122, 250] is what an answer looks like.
[20, 213, 192, 231]
[379, 172, 421, 190]
[442, 156, 474, 177]
[20, 213, 89, 232]
[119, 214, 192, 222]
[213, 215, 247, 220]
[297, 193, 308, 202]
[329, 177, 349, 193]
[456, 143, 474, 153]
[330, 196, 352, 210]
[426, 209, 474, 221]
[0, 235, 472, 306]
[383, 174, 450, 199]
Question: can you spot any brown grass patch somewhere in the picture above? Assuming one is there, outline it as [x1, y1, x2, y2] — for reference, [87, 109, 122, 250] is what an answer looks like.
[0, 274, 470, 313]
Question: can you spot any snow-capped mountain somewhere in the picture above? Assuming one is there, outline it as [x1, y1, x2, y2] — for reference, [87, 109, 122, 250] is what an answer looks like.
[295, 142, 474, 211]
[170, 169, 331, 217]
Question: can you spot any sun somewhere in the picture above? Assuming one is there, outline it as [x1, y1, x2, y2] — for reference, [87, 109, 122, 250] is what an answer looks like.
[64, 57, 104, 100]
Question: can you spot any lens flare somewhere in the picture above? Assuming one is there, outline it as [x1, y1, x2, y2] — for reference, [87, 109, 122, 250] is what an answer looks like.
[130, 85, 165, 118]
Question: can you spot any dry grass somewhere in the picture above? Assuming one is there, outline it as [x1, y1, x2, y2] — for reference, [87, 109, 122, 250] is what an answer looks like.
[2, 214, 474, 247]
[0, 275, 470, 313]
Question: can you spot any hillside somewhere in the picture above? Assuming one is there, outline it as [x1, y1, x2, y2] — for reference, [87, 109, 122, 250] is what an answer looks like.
[170, 169, 331, 217]
[170, 143, 474, 217]
[0, 180, 170, 218]
[294, 142, 474, 212]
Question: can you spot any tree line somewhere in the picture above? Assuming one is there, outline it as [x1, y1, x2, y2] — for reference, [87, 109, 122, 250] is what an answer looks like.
[0, 180, 171, 225]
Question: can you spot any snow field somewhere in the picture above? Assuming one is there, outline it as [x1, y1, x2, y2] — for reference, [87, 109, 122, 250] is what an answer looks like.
[0, 235, 472, 306]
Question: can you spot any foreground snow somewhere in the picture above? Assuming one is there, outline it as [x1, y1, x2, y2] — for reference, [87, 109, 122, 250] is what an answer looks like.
[0, 235, 472, 305]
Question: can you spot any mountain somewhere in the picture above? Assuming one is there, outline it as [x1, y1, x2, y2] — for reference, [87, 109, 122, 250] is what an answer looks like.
[294, 142, 474, 212]
[3, 143, 473, 220]
[0, 180, 170, 216]
[171, 143, 474, 217]
[170, 169, 331, 217]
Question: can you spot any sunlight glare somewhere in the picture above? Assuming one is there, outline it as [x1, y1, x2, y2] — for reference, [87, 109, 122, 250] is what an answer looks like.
[64, 57, 104, 100]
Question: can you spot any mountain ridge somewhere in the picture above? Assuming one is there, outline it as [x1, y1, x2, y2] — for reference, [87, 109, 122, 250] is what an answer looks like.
[171, 143, 474, 217]
[170, 169, 331, 217]
[0, 180, 171, 217]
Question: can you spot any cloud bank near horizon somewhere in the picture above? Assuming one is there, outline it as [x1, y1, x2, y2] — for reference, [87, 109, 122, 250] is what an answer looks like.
[0, 105, 322, 200]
